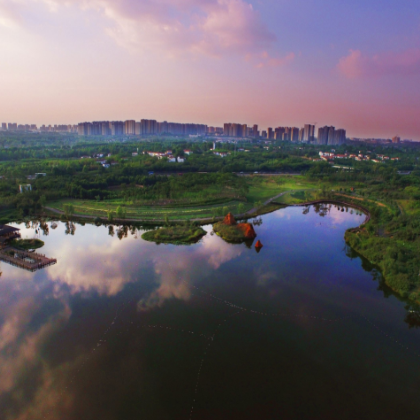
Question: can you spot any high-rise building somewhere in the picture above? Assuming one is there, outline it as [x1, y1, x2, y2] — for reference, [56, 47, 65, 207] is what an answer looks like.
[8, 123, 17, 131]
[303, 124, 315, 142]
[392, 136, 401, 143]
[241, 124, 248, 137]
[290, 127, 299, 141]
[110, 121, 124, 136]
[327, 127, 336, 144]
[298, 128, 304, 141]
[334, 129, 346, 145]
[1, 123, 6, 130]
[275, 127, 285, 140]
[124, 120, 136, 135]
[224, 123, 231, 136]
[78, 122, 89, 136]
[267, 127, 273, 139]
[317, 126, 329, 145]
[253, 125, 259, 138]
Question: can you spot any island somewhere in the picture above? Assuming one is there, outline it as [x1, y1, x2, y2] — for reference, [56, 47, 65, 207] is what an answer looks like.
[141, 225, 207, 245]
[213, 213, 257, 243]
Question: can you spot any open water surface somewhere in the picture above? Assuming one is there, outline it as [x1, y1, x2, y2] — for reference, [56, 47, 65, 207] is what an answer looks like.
[1, 204, 420, 420]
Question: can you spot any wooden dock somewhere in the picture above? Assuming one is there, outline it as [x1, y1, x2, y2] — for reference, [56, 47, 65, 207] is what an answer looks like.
[0, 247, 57, 272]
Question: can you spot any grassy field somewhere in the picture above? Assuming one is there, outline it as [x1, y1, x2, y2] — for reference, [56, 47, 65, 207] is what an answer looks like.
[48, 199, 253, 221]
[245, 175, 318, 203]
[46, 175, 325, 221]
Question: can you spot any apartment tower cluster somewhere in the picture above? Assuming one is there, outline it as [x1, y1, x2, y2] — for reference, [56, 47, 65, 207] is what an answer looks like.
[77, 120, 207, 136]
[317, 126, 347, 145]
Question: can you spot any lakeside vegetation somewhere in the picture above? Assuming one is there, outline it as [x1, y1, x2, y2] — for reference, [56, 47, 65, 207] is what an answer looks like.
[2, 133, 420, 302]
[141, 225, 207, 244]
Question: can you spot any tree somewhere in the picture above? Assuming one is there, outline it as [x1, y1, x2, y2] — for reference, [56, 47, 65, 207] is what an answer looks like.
[116, 206, 124, 219]
[63, 203, 74, 218]
[39, 195, 47, 208]
[237, 202, 245, 214]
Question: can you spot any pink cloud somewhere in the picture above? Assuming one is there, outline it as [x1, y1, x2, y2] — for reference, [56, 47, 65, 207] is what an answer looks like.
[256, 51, 295, 68]
[29, 0, 276, 58]
[338, 48, 420, 79]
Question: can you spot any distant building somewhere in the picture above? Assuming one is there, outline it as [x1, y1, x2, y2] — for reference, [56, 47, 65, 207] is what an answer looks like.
[124, 120, 136, 135]
[290, 127, 299, 142]
[303, 124, 315, 142]
[253, 125, 259, 138]
[392, 136, 401, 143]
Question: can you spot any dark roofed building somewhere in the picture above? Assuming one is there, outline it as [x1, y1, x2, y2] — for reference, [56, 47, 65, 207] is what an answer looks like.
[0, 224, 21, 238]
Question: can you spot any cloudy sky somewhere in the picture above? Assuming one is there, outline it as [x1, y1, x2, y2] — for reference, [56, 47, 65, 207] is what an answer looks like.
[1, 0, 420, 138]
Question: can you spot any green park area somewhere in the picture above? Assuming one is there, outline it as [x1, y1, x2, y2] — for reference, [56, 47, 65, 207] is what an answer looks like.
[2, 134, 420, 304]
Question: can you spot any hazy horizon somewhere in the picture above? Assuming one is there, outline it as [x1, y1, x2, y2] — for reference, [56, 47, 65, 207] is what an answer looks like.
[1, 0, 420, 139]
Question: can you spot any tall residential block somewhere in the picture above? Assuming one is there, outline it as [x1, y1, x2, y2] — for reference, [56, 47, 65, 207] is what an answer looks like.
[303, 124, 315, 142]
[124, 120, 136, 135]
[290, 127, 299, 141]
[317, 126, 329, 145]
[253, 124, 259, 138]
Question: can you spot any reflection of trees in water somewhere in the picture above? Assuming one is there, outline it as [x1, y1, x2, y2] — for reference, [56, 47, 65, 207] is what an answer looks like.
[39, 221, 49, 236]
[313, 203, 330, 217]
[345, 244, 420, 328]
[302, 206, 310, 215]
[117, 225, 129, 240]
[404, 309, 420, 329]
[108, 224, 140, 240]
[65, 221, 76, 236]
[252, 218, 263, 226]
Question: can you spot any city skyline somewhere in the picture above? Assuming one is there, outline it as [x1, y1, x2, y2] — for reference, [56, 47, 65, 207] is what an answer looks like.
[4, 119, 410, 143]
[1, 0, 419, 139]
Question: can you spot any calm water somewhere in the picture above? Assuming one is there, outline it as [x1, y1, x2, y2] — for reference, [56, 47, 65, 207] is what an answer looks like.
[1, 205, 420, 420]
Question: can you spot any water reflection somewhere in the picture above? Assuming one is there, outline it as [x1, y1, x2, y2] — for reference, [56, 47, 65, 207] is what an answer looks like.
[1, 206, 420, 420]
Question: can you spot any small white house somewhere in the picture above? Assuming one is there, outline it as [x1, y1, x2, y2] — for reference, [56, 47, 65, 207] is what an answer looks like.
[167, 155, 176, 163]
[177, 157, 185, 163]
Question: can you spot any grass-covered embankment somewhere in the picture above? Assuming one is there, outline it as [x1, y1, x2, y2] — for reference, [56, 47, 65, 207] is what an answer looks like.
[141, 225, 207, 244]
[9, 238, 45, 250]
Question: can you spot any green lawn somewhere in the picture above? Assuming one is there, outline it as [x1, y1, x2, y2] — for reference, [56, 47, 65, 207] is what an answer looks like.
[48, 198, 254, 221]
[246, 175, 318, 204]
[47, 176, 323, 221]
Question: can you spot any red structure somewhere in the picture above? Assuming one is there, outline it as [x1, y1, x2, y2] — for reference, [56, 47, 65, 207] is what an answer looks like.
[223, 213, 237, 225]
[255, 240, 263, 249]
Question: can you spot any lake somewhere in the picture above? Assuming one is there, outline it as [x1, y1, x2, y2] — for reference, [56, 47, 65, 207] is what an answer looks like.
[1, 204, 420, 420]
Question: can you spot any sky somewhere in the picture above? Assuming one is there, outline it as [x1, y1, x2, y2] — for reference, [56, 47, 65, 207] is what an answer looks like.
[0, 0, 420, 139]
